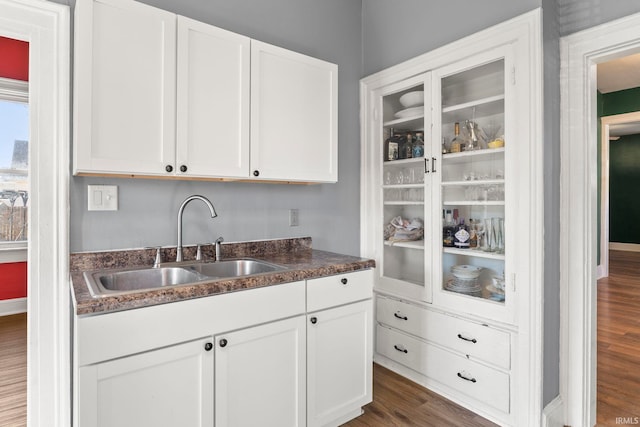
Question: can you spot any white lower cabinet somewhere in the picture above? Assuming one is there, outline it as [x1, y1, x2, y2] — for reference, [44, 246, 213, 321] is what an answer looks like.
[74, 271, 374, 427]
[215, 315, 306, 427]
[78, 337, 214, 427]
[307, 300, 373, 427]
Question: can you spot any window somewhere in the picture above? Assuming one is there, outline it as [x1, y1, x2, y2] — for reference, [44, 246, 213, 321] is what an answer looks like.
[0, 76, 28, 261]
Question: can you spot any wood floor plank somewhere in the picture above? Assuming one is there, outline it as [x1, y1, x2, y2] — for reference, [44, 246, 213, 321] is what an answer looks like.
[0, 312, 26, 427]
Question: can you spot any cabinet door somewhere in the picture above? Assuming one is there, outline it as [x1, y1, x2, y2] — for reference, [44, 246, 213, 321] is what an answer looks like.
[74, 0, 176, 175]
[431, 46, 516, 323]
[78, 337, 214, 427]
[176, 17, 250, 178]
[375, 73, 433, 302]
[307, 300, 373, 427]
[215, 316, 306, 427]
[250, 40, 338, 182]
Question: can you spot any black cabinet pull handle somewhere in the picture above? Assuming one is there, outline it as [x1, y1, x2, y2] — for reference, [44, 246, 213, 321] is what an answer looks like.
[310, 317, 317, 324]
[394, 312, 408, 321]
[165, 165, 173, 173]
[424, 158, 430, 173]
[253, 170, 260, 177]
[431, 157, 437, 173]
[457, 334, 477, 344]
[204, 342, 213, 351]
[393, 345, 408, 354]
[180, 165, 188, 173]
[341, 278, 348, 285]
[219, 338, 228, 348]
[457, 372, 477, 383]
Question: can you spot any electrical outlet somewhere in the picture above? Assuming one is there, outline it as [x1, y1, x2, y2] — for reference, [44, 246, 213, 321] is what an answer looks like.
[289, 209, 299, 227]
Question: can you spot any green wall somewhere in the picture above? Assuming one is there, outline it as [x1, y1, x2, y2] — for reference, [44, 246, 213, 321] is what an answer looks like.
[601, 87, 640, 246]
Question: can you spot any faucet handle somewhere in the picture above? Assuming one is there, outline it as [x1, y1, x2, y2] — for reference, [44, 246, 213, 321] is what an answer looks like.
[214, 237, 224, 261]
[145, 246, 163, 268]
[196, 243, 205, 262]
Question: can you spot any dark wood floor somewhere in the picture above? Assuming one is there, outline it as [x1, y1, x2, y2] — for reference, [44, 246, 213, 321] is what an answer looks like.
[343, 363, 497, 427]
[1, 253, 639, 427]
[597, 250, 640, 426]
[0, 312, 26, 427]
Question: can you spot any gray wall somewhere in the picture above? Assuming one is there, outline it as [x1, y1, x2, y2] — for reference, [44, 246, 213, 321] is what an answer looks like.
[67, 0, 364, 255]
[558, 0, 640, 36]
[542, 0, 561, 407]
[361, 0, 540, 76]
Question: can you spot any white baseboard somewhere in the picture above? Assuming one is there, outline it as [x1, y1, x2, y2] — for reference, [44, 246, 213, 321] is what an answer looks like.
[542, 396, 564, 427]
[610, 242, 640, 252]
[0, 297, 27, 316]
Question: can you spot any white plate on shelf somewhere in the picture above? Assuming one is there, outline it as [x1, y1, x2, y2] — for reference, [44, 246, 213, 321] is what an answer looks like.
[394, 106, 423, 119]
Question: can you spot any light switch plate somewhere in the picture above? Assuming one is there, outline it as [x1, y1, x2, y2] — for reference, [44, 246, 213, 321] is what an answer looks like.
[88, 185, 118, 211]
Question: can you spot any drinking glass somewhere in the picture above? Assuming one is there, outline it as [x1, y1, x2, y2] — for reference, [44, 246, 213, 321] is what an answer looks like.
[484, 218, 495, 252]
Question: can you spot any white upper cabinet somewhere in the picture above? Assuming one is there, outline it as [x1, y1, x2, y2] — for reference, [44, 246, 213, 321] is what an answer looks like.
[74, 0, 177, 175]
[250, 41, 338, 182]
[176, 16, 250, 178]
[74, 0, 338, 182]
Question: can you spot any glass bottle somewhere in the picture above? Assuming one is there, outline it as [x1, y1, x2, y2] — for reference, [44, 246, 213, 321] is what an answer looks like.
[454, 217, 470, 249]
[403, 132, 414, 159]
[442, 209, 455, 247]
[413, 132, 425, 158]
[450, 122, 462, 153]
[384, 128, 400, 161]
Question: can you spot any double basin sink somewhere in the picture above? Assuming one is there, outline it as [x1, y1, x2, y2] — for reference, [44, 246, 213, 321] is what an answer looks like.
[84, 259, 286, 297]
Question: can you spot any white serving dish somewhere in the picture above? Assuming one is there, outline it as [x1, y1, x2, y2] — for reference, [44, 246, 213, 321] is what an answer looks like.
[451, 265, 483, 279]
[399, 91, 424, 108]
[394, 106, 424, 119]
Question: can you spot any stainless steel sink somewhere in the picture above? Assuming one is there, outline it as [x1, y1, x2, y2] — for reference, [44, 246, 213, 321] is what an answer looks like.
[84, 259, 286, 297]
[84, 267, 209, 296]
[184, 258, 286, 279]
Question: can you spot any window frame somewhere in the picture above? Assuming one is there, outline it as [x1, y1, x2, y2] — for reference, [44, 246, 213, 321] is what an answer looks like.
[0, 76, 29, 262]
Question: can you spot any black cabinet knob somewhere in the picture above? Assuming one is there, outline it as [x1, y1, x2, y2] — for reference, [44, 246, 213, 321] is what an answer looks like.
[310, 317, 317, 324]
[180, 165, 188, 173]
[219, 338, 228, 348]
[165, 165, 173, 173]
[253, 170, 260, 177]
[204, 342, 213, 351]
[341, 278, 348, 285]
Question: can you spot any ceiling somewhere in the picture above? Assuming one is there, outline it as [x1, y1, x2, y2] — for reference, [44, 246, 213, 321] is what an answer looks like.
[597, 53, 640, 137]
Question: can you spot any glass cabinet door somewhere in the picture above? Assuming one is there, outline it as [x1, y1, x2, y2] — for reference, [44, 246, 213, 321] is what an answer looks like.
[378, 73, 432, 302]
[431, 49, 514, 322]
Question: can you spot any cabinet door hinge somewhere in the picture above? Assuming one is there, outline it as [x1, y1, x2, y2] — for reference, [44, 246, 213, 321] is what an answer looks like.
[511, 273, 516, 292]
[373, 107, 379, 122]
[511, 66, 516, 85]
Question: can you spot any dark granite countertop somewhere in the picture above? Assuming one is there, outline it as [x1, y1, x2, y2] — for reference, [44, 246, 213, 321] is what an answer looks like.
[70, 237, 375, 316]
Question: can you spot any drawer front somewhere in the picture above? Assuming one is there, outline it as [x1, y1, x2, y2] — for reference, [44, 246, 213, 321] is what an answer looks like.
[376, 325, 510, 413]
[307, 270, 373, 312]
[376, 296, 510, 369]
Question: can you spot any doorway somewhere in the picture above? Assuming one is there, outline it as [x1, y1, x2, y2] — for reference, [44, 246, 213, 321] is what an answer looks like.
[560, 11, 640, 427]
[0, 1, 70, 426]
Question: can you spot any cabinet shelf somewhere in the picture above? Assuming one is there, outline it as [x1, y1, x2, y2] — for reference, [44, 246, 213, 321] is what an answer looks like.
[443, 247, 505, 260]
[441, 179, 504, 187]
[442, 94, 504, 123]
[442, 147, 504, 163]
[383, 183, 424, 189]
[384, 201, 424, 206]
[442, 200, 504, 206]
[383, 114, 425, 129]
[384, 240, 424, 250]
[383, 157, 425, 167]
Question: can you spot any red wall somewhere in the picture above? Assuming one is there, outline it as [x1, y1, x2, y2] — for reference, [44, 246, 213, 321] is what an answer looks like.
[0, 36, 29, 301]
[0, 36, 29, 81]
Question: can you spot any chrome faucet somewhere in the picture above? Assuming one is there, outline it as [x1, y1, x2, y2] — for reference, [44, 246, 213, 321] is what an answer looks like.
[176, 195, 217, 262]
[215, 236, 224, 261]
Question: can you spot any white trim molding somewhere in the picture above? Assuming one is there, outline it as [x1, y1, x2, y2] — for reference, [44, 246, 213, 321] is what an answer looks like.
[542, 396, 564, 427]
[0, 1, 71, 427]
[0, 297, 26, 316]
[560, 11, 640, 427]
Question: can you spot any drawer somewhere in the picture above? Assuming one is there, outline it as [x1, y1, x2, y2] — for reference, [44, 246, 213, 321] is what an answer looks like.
[376, 325, 510, 413]
[376, 296, 510, 369]
[307, 269, 373, 312]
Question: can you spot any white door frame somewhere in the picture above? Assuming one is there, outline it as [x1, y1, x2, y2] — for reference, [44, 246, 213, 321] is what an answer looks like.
[560, 13, 640, 427]
[598, 112, 640, 279]
[0, 1, 70, 426]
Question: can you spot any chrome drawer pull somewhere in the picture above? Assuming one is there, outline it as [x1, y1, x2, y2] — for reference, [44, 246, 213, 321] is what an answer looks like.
[393, 312, 408, 320]
[457, 333, 477, 344]
[457, 372, 477, 383]
[393, 344, 408, 354]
